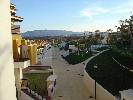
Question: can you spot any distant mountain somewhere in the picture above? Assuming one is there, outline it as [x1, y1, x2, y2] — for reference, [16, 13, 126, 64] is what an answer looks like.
[21, 30, 82, 38]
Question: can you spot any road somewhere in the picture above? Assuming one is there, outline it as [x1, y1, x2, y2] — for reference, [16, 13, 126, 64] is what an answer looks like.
[52, 47, 93, 100]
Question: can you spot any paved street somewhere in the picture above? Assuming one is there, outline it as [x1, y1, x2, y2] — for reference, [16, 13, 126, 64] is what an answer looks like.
[52, 47, 93, 100]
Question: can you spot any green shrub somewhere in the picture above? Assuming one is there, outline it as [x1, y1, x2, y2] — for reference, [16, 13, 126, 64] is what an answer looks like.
[63, 51, 92, 65]
[86, 50, 133, 95]
[23, 73, 52, 97]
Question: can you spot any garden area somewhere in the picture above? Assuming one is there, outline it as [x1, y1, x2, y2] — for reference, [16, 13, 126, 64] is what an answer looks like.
[86, 49, 133, 96]
[63, 51, 92, 65]
[23, 72, 52, 97]
[112, 47, 133, 69]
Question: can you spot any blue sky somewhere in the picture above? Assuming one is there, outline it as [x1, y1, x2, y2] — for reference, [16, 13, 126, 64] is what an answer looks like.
[12, 0, 133, 32]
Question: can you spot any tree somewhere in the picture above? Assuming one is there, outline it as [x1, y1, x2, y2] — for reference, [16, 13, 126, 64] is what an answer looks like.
[107, 29, 114, 45]
[128, 15, 133, 50]
[95, 30, 102, 44]
[64, 42, 69, 51]
[76, 39, 80, 55]
[95, 30, 100, 34]
[114, 18, 131, 49]
[86, 35, 94, 53]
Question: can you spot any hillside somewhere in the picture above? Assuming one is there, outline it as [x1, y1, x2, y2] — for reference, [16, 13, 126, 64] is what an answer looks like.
[21, 30, 82, 38]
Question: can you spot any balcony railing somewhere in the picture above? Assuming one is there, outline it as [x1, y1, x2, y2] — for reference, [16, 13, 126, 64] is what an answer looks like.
[13, 39, 38, 66]
[13, 39, 31, 68]
[14, 58, 30, 69]
[11, 25, 20, 34]
[10, 8, 16, 15]
[14, 58, 29, 62]
[28, 44, 38, 65]
[11, 15, 24, 22]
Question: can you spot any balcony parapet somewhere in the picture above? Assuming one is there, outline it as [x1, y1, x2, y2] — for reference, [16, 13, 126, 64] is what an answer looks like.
[11, 25, 20, 34]
[10, 8, 16, 15]
[14, 58, 29, 62]
[10, 3, 16, 8]
[13, 39, 30, 68]
[14, 58, 30, 68]
[28, 44, 38, 65]
[11, 15, 24, 22]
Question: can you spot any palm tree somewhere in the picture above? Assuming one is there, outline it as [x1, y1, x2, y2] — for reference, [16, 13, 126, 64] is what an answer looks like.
[128, 15, 133, 50]
[76, 40, 80, 55]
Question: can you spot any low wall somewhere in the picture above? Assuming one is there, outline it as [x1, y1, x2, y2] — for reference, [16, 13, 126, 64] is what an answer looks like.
[83, 71, 116, 100]
[83, 50, 116, 100]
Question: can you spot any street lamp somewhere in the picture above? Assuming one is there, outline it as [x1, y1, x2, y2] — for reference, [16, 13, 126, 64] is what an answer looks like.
[93, 64, 98, 100]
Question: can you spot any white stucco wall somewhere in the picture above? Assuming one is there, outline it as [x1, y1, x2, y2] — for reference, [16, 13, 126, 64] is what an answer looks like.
[0, 0, 17, 100]
[83, 71, 116, 100]
[120, 89, 133, 100]
[14, 68, 22, 99]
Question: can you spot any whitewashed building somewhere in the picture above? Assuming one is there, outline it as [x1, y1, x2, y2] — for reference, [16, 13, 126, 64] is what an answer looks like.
[0, 1, 17, 100]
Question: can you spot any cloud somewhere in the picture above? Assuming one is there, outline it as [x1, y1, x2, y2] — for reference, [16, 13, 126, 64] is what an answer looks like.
[114, 6, 133, 14]
[80, 0, 133, 18]
[80, 7, 109, 17]
[113, 0, 133, 14]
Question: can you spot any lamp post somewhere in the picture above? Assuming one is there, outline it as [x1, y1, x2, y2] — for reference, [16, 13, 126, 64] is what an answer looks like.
[93, 64, 98, 100]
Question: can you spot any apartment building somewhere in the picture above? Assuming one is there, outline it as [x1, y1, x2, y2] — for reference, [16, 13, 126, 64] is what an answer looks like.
[11, 3, 31, 100]
[1, 1, 56, 100]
